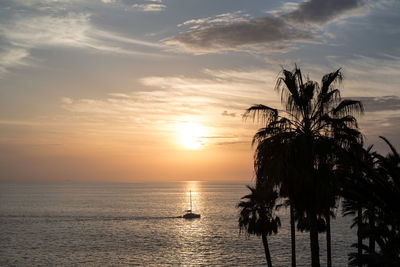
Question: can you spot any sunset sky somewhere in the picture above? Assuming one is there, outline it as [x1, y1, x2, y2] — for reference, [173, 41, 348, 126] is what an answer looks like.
[0, 0, 399, 182]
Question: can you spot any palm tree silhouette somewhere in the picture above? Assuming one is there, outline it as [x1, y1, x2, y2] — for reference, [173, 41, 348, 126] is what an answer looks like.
[372, 137, 400, 266]
[250, 127, 297, 266]
[343, 137, 400, 266]
[244, 66, 363, 267]
[238, 184, 281, 267]
[341, 144, 376, 267]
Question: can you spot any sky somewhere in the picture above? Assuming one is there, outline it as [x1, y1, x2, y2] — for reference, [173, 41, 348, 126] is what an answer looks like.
[0, 0, 399, 182]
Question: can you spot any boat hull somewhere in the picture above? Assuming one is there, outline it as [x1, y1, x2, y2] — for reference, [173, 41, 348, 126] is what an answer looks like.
[183, 212, 200, 219]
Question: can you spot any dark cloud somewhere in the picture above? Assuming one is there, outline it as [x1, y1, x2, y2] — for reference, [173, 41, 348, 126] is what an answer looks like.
[355, 96, 400, 153]
[282, 0, 365, 24]
[221, 110, 236, 117]
[166, 16, 312, 53]
[361, 115, 400, 154]
[167, 0, 369, 53]
[354, 96, 400, 112]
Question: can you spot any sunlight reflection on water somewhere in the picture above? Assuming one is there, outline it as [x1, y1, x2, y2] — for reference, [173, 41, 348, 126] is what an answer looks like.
[0, 181, 355, 266]
[184, 181, 201, 212]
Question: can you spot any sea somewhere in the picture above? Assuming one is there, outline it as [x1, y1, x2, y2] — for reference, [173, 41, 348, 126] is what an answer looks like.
[0, 181, 355, 266]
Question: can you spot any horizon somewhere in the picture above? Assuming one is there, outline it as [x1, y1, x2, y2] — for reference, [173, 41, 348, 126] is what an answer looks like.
[1, 0, 400, 182]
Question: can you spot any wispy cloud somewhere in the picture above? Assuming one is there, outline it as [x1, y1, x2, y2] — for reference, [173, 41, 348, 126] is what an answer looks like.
[63, 72, 268, 119]
[343, 95, 400, 143]
[132, 3, 166, 12]
[60, 68, 280, 144]
[0, 1, 166, 75]
[335, 54, 400, 96]
[70, 60, 400, 149]
[0, 48, 30, 75]
[1, 13, 93, 48]
[178, 12, 250, 27]
[101, 0, 166, 11]
[356, 96, 400, 112]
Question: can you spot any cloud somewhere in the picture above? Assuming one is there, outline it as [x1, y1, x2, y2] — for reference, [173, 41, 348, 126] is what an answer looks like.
[11, 0, 75, 6]
[356, 96, 400, 112]
[0, 3, 166, 74]
[358, 109, 400, 150]
[166, 0, 374, 54]
[1, 13, 162, 52]
[1, 13, 92, 48]
[221, 111, 236, 117]
[282, 0, 367, 25]
[199, 135, 247, 147]
[166, 15, 313, 54]
[61, 97, 74, 104]
[102, 0, 166, 11]
[132, 3, 165, 12]
[332, 54, 400, 96]
[178, 12, 250, 27]
[0, 48, 30, 75]
[267, 2, 301, 15]
[139, 69, 279, 105]
[215, 140, 250, 146]
[343, 96, 400, 144]
[60, 68, 280, 140]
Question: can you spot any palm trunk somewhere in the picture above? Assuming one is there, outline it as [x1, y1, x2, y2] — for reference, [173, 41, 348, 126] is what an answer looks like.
[309, 211, 320, 267]
[290, 204, 296, 267]
[262, 233, 273, 267]
[368, 212, 375, 267]
[326, 213, 332, 267]
[357, 207, 362, 267]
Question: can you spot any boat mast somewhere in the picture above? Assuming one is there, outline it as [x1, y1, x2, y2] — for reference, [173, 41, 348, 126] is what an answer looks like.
[190, 190, 192, 211]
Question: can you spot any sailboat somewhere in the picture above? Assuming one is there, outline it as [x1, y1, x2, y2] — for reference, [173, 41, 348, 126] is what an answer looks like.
[183, 190, 200, 219]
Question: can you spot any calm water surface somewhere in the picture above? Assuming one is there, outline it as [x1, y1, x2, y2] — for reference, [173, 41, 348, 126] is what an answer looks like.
[0, 182, 355, 266]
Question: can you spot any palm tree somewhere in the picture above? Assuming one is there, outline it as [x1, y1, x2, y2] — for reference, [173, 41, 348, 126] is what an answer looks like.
[250, 117, 297, 266]
[245, 66, 363, 267]
[341, 144, 375, 267]
[238, 184, 281, 267]
[363, 137, 400, 266]
[342, 137, 400, 266]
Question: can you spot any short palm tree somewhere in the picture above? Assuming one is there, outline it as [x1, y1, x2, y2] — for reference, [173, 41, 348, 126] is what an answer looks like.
[342, 137, 400, 266]
[341, 144, 376, 267]
[245, 66, 363, 267]
[238, 184, 281, 267]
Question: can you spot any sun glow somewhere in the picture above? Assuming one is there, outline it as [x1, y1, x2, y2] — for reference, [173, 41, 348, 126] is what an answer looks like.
[178, 122, 206, 150]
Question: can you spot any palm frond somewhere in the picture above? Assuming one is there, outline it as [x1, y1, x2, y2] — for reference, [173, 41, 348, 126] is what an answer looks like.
[321, 68, 343, 95]
[379, 136, 400, 159]
[333, 100, 364, 116]
[243, 104, 278, 125]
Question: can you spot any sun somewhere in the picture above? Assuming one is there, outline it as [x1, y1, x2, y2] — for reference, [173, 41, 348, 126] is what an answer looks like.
[178, 122, 206, 150]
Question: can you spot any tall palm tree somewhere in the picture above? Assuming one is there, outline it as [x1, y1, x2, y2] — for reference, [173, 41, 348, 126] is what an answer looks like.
[250, 116, 297, 266]
[238, 184, 281, 267]
[245, 66, 363, 267]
